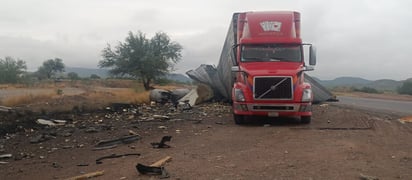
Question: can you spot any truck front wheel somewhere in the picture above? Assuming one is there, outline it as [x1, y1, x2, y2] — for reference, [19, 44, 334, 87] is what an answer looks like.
[301, 116, 311, 124]
[234, 114, 245, 125]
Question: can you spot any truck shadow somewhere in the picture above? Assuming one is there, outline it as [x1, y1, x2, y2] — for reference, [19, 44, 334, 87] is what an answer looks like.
[240, 116, 304, 127]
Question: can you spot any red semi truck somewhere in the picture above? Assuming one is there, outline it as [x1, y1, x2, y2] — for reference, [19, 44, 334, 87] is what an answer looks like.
[227, 11, 317, 124]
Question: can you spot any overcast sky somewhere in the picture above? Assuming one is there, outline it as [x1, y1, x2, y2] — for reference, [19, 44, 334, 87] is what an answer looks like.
[0, 0, 411, 80]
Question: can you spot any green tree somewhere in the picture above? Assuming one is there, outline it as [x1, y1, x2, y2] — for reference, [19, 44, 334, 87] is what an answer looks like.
[90, 74, 101, 79]
[99, 31, 182, 90]
[37, 58, 65, 79]
[67, 72, 80, 80]
[398, 81, 412, 95]
[0, 56, 27, 83]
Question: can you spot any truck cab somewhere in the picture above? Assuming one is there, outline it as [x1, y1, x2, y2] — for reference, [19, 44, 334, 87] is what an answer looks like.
[230, 11, 316, 124]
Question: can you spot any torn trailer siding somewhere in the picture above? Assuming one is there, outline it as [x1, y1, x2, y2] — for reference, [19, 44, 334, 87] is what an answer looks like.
[186, 64, 334, 103]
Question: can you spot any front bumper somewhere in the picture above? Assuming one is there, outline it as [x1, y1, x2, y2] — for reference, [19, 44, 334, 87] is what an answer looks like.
[233, 102, 312, 117]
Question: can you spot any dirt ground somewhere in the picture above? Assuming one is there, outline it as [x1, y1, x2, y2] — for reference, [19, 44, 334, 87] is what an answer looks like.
[0, 99, 411, 180]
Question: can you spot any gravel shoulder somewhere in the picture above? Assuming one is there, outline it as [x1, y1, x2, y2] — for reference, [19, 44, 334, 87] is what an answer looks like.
[0, 101, 411, 180]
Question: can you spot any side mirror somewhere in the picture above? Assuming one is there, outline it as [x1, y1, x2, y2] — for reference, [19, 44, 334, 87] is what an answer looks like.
[309, 45, 317, 66]
[231, 66, 240, 72]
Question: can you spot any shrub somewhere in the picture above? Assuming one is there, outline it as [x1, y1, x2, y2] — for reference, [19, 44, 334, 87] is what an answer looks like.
[398, 81, 412, 95]
[352, 86, 380, 94]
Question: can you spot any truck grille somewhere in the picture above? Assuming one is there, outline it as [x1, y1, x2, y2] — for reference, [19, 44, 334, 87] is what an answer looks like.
[254, 76, 293, 100]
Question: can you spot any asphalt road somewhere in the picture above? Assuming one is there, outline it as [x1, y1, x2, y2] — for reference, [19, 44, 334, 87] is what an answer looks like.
[337, 96, 412, 115]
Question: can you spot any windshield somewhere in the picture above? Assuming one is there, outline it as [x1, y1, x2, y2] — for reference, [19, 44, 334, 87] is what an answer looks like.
[241, 44, 302, 62]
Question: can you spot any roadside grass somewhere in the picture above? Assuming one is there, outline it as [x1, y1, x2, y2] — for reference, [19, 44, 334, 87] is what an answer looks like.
[0, 79, 189, 110]
[3, 93, 56, 106]
[1, 88, 150, 110]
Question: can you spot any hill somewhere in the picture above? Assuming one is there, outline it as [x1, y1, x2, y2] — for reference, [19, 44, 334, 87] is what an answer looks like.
[316, 76, 408, 92]
[321, 77, 372, 87]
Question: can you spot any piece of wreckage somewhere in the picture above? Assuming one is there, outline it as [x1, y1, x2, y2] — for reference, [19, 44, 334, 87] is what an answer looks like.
[149, 85, 214, 108]
[186, 64, 337, 104]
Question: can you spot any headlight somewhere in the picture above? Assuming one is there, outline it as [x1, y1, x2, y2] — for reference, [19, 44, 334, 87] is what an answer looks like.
[234, 89, 246, 102]
[302, 89, 312, 102]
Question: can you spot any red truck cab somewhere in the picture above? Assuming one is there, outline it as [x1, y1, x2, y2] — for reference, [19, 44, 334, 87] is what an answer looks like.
[231, 11, 317, 124]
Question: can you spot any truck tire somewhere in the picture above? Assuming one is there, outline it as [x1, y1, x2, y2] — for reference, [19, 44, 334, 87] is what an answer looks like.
[301, 116, 311, 124]
[234, 114, 245, 125]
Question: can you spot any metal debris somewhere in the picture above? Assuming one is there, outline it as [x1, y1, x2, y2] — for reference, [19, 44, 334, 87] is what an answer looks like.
[36, 119, 67, 126]
[136, 156, 172, 179]
[96, 153, 140, 164]
[0, 106, 13, 112]
[151, 136, 172, 148]
[359, 173, 379, 180]
[0, 153, 12, 159]
[94, 134, 140, 148]
[136, 164, 169, 178]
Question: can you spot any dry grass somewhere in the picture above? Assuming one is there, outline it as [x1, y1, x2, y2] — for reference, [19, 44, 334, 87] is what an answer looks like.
[3, 93, 56, 106]
[82, 88, 150, 105]
[0, 80, 189, 111]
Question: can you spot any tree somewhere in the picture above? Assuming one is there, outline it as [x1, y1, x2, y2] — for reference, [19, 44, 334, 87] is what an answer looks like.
[67, 72, 80, 80]
[90, 74, 101, 79]
[398, 81, 412, 95]
[99, 31, 182, 90]
[0, 56, 27, 83]
[37, 58, 65, 79]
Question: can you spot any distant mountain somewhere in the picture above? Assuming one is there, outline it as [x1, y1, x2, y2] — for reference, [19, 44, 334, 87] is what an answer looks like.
[321, 77, 372, 87]
[368, 79, 402, 91]
[315, 76, 408, 92]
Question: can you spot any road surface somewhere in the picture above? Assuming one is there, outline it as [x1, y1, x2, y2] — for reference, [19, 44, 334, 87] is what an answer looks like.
[337, 96, 412, 115]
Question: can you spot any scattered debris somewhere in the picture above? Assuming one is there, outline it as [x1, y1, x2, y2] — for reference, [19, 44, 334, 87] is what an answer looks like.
[106, 103, 137, 113]
[30, 134, 56, 143]
[319, 104, 329, 107]
[398, 116, 412, 124]
[65, 170, 105, 180]
[151, 136, 172, 148]
[85, 127, 100, 133]
[76, 163, 89, 167]
[96, 153, 140, 164]
[52, 162, 62, 168]
[94, 134, 141, 148]
[128, 130, 138, 135]
[36, 119, 67, 126]
[136, 164, 169, 178]
[153, 115, 170, 120]
[359, 173, 379, 180]
[136, 156, 172, 178]
[92, 145, 117, 151]
[0, 153, 12, 159]
[0, 106, 13, 112]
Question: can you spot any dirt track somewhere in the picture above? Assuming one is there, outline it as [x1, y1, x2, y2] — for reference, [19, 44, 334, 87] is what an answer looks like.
[0, 102, 411, 180]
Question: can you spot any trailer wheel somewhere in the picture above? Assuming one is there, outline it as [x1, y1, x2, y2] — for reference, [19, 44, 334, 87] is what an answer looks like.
[234, 114, 244, 125]
[301, 116, 311, 124]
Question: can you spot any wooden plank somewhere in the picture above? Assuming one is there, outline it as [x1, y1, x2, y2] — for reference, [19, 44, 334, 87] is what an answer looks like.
[65, 170, 104, 180]
[150, 156, 172, 167]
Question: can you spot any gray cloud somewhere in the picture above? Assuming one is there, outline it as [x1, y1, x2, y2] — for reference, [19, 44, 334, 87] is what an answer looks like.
[0, 0, 411, 80]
